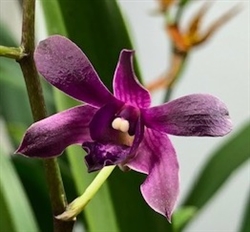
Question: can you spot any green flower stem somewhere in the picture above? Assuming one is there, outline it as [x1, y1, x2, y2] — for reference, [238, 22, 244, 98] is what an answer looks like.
[164, 51, 188, 102]
[163, 0, 190, 102]
[176, 0, 191, 23]
[0, 45, 24, 59]
[56, 166, 116, 221]
[17, 0, 74, 231]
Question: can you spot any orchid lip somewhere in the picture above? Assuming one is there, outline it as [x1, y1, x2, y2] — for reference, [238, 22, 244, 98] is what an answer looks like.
[83, 141, 131, 172]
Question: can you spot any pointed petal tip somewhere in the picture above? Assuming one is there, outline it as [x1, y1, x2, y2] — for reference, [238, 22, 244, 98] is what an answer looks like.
[14, 105, 96, 159]
[14, 143, 33, 157]
[130, 129, 179, 221]
[165, 210, 172, 223]
[14, 147, 23, 156]
[114, 48, 151, 108]
[14, 142, 59, 158]
[120, 49, 135, 55]
[118, 49, 136, 68]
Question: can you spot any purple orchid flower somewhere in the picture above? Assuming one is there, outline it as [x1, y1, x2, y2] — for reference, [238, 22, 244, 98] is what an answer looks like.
[16, 35, 232, 221]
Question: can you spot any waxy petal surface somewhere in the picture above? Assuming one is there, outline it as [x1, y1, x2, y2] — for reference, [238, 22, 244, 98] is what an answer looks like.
[34, 35, 115, 107]
[143, 94, 232, 136]
[15, 105, 97, 158]
[126, 115, 144, 160]
[89, 101, 123, 143]
[113, 50, 151, 108]
[127, 129, 179, 221]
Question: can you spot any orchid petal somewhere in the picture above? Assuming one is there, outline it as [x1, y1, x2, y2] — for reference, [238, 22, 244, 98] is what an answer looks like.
[143, 94, 232, 136]
[34, 35, 115, 107]
[127, 129, 179, 221]
[15, 105, 97, 158]
[126, 115, 144, 160]
[113, 50, 151, 108]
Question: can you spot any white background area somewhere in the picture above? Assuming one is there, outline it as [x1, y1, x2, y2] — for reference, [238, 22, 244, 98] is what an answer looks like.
[1, 0, 249, 231]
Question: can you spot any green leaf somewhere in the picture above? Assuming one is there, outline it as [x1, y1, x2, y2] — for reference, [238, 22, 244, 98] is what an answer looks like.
[181, 122, 250, 228]
[11, 156, 53, 232]
[239, 191, 250, 232]
[40, 0, 67, 35]
[179, 0, 192, 7]
[0, 22, 55, 145]
[59, 0, 137, 89]
[0, 58, 32, 127]
[0, 152, 39, 232]
[172, 207, 197, 232]
[12, 155, 78, 232]
[0, 23, 17, 46]
[108, 169, 173, 232]
[0, 22, 32, 128]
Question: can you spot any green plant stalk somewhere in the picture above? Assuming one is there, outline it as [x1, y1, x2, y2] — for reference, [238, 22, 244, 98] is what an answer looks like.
[16, 0, 74, 231]
[0, 45, 24, 59]
[163, 0, 189, 102]
[56, 166, 116, 221]
[163, 51, 188, 102]
[176, 0, 192, 22]
[239, 191, 250, 232]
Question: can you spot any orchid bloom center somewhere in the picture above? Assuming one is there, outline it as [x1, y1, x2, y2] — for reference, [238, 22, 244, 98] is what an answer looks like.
[111, 117, 130, 133]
